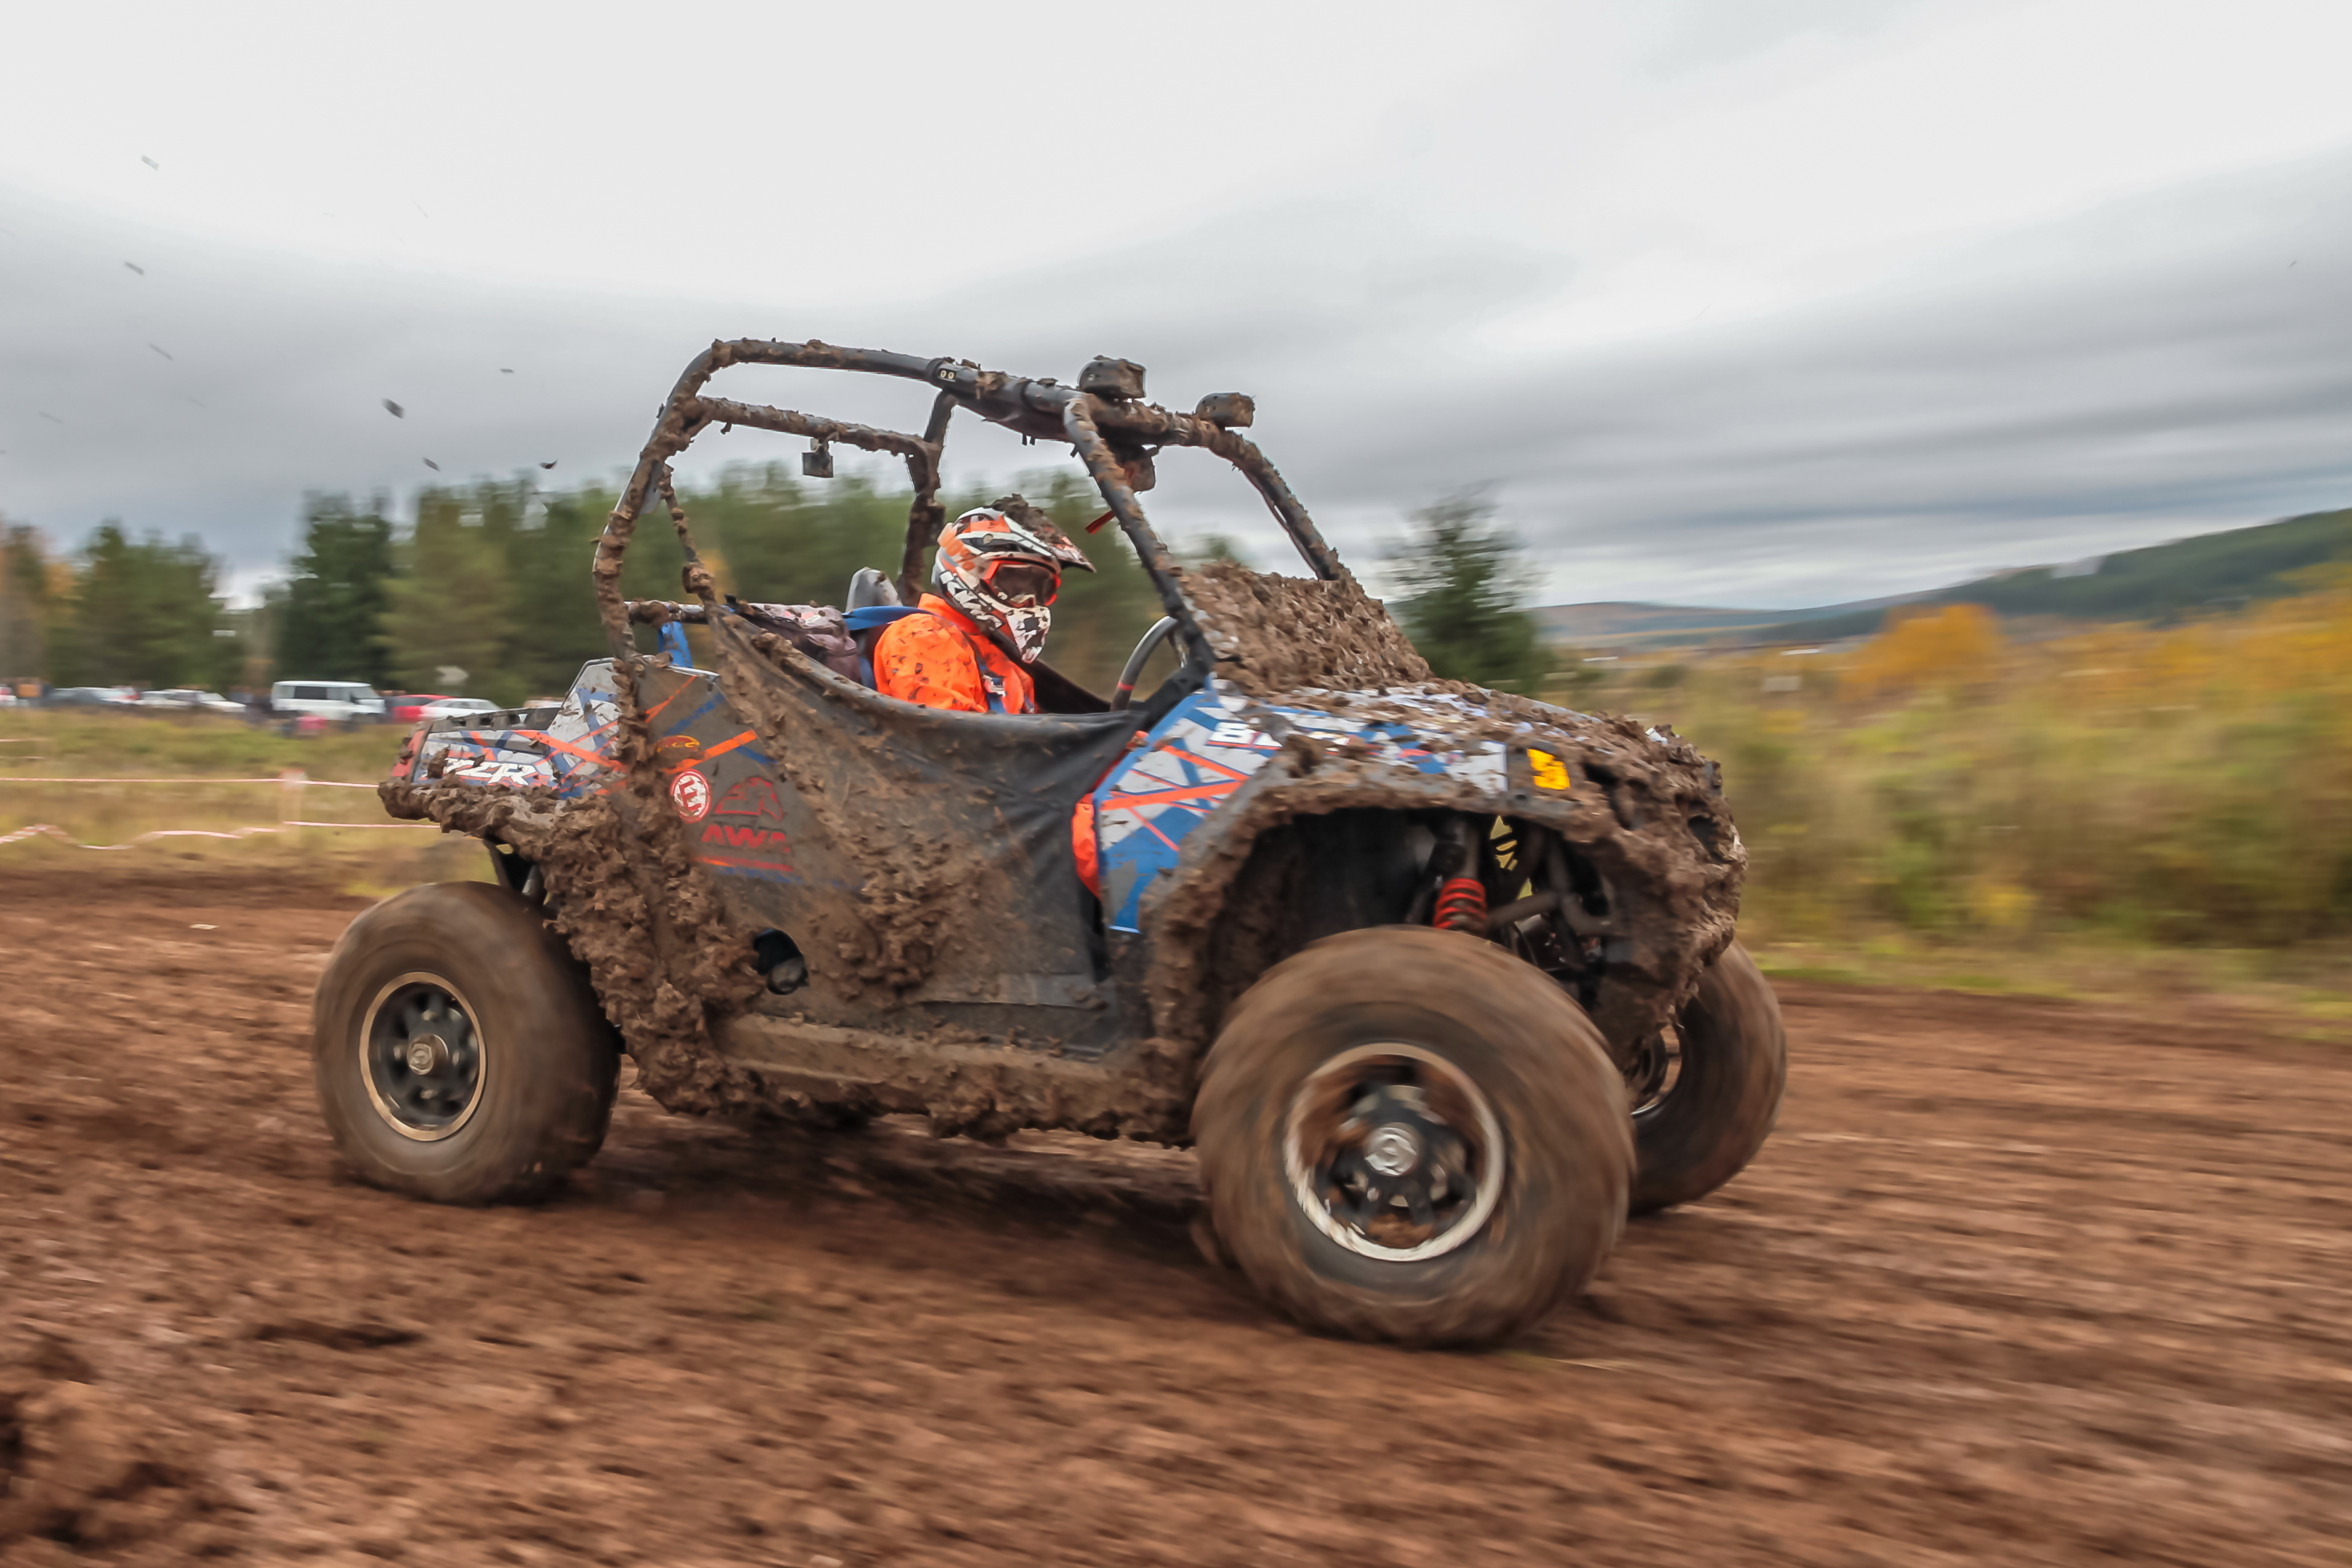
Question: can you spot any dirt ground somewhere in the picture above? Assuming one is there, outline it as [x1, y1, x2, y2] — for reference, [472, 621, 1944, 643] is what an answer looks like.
[2, 870, 2345, 1567]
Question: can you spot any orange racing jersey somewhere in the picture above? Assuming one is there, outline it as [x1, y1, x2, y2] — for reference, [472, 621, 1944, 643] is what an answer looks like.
[871, 593, 1038, 716]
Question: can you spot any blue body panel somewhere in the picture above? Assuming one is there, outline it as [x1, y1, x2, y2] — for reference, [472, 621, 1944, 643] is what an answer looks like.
[1091, 685, 1510, 933]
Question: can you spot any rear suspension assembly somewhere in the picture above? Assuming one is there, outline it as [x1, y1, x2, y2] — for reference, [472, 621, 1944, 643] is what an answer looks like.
[1425, 815, 1492, 934]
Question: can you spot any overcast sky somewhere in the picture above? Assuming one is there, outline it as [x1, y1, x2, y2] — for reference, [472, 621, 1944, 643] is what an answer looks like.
[3, 0, 2349, 608]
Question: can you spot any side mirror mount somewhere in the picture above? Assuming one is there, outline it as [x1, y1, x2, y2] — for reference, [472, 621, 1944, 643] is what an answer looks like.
[1079, 357, 1146, 401]
[1194, 393, 1254, 429]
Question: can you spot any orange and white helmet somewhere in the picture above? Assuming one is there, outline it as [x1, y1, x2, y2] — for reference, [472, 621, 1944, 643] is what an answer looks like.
[933, 503, 1094, 663]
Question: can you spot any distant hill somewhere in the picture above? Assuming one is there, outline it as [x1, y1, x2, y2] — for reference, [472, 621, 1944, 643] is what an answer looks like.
[1534, 507, 2352, 650]
[1534, 593, 1929, 649]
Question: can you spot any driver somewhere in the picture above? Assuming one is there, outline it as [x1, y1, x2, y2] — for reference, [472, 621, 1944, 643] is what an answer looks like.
[874, 504, 1111, 896]
[872, 503, 1094, 714]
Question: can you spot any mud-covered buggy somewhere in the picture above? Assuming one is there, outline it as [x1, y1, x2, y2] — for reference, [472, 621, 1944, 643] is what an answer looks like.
[316, 340, 1784, 1346]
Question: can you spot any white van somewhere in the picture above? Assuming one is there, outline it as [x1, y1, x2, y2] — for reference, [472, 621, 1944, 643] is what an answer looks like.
[270, 680, 387, 722]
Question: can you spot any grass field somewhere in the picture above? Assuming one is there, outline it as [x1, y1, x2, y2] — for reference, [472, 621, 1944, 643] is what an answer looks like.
[0, 708, 481, 892]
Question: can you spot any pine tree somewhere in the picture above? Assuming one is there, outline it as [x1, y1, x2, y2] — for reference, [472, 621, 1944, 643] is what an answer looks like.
[277, 494, 397, 686]
[1, 521, 58, 685]
[50, 523, 235, 689]
[1387, 493, 1550, 692]
[378, 488, 516, 704]
[505, 484, 620, 701]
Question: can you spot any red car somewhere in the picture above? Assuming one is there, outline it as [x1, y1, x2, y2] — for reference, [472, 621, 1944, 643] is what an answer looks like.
[382, 693, 451, 723]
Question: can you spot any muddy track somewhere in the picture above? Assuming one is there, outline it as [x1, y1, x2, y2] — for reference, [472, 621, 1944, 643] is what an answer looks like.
[2, 870, 2345, 1566]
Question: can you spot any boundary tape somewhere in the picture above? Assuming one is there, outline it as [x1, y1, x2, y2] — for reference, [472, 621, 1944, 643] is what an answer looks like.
[0, 821, 435, 851]
[0, 772, 434, 851]
[0, 777, 381, 788]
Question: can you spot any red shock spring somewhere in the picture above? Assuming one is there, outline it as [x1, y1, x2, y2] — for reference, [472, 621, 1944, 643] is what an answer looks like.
[1432, 875, 1488, 934]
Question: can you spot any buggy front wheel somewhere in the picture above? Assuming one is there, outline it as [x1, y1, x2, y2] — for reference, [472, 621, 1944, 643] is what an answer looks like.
[312, 881, 618, 1204]
[1192, 926, 1633, 1347]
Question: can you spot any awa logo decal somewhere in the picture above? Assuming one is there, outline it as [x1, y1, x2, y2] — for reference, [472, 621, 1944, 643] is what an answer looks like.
[696, 776, 794, 876]
[670, 767, 712, 822]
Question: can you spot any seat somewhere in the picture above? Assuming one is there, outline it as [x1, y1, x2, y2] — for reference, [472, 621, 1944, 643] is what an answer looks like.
[845, 568, 900, 610]
[841, 568, 921, 689]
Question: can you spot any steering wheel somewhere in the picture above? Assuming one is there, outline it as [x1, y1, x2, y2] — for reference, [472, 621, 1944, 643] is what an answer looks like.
[1112, 617, 1180, 711]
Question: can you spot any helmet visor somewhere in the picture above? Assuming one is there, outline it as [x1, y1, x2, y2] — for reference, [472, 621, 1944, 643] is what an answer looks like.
[984, 560, 1060, 607]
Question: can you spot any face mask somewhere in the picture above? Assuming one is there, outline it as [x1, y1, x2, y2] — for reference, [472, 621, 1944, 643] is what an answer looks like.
[940, 566, 1055, 663]
[999, 605, 1052, 663]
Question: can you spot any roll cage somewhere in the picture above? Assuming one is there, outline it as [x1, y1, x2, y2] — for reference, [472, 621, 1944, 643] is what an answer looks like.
[591, 340, 1344, 678]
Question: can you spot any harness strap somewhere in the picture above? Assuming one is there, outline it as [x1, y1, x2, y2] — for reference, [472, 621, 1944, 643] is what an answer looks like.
[951, 626, 1013, 714]
[845, 604, 924, 693]
[842, 605, 926, 634]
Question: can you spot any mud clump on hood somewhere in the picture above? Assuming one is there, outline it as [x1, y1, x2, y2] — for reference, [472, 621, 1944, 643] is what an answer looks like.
[380, 666, 765, 1117]
[1177, 561, 1431, 696]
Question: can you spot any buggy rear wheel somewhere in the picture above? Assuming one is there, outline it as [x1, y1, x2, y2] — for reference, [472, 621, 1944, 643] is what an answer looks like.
[1629, 940, 1785, 1216]
[1192, 927, 1633, 1347]
[312, 881, 618, 1204]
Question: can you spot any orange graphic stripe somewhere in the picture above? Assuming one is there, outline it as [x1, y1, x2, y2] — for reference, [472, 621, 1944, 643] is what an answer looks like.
[697, 729, 759, 764]
[1103, 778, 1242, 812]
[642, 683, 688, 721]
[1155, 744, 1254, 781]
[662, 728, 760, 774]
[508, 730, 610, 770]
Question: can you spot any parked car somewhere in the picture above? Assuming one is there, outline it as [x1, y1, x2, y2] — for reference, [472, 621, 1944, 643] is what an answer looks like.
[383, 693, 453, 723]
[46, 686, 135, 707]
[269, 680, 387, 723]
[418, 697, 501, 721]
[138, 689, 245, 715]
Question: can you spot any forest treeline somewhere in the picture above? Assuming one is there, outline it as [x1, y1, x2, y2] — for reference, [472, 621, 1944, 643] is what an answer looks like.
[0, 467, 1553, 701]
[2, 468, 1194, 700]
[1760, 506, 2352, 643]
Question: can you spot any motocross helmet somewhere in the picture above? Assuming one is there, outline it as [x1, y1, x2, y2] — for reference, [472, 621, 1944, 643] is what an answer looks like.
[932, 501, 1094, 663]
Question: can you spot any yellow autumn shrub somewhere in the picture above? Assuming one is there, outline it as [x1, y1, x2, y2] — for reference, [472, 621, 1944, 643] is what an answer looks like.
[1581, 574, 2351, 948]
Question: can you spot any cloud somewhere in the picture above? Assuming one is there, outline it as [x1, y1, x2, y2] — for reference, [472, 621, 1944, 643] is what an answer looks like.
[2, 138, 2348, 611]
[892, 150, 2352, 605]
[1636, 0, 1946, 76]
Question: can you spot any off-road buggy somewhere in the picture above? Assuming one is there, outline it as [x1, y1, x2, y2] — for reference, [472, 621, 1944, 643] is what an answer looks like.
[317, 339, 1784, 1346]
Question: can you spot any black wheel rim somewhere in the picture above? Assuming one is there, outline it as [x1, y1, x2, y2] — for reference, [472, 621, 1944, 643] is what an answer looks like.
[1282, 1044, 1505, 1262]
[360, 973, 487, 1141]
[1625, 1021, 1684, 1121]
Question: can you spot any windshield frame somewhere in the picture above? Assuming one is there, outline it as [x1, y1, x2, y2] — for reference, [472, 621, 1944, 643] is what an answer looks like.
[589, 341, 1347, 678]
